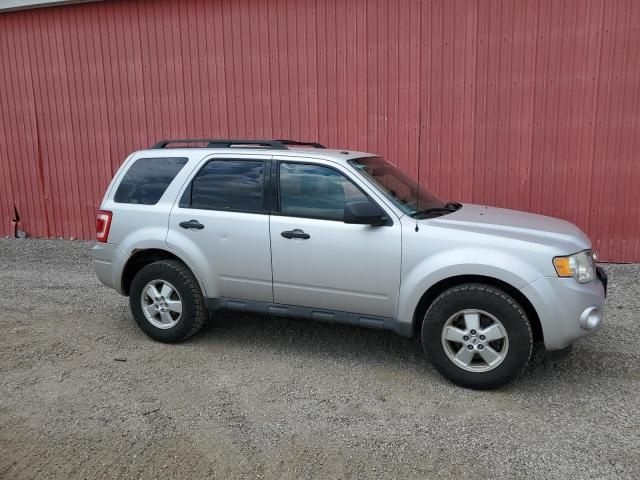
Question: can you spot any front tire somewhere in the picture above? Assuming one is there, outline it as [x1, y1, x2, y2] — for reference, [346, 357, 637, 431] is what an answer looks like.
[129, 260, 206, 343]
[421, 284, 533, 389]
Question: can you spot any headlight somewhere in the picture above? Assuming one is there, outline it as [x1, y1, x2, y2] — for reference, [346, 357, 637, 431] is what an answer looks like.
[553, 250, 595, 283]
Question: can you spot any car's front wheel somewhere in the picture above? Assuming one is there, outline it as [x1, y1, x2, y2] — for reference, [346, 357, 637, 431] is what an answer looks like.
[421, 283, 533, 389]
[129, 259, 206, 342]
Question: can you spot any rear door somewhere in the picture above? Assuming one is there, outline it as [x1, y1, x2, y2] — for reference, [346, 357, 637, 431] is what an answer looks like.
[167, 154, 273, 302]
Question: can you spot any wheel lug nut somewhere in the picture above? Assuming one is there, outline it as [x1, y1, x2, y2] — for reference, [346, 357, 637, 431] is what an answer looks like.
[467, 345, 474, 350]
[470, 330, 476, 335]
[479, 335, 485, 340]
[463, 335, 469, 341]
[478, 344, 484, 350]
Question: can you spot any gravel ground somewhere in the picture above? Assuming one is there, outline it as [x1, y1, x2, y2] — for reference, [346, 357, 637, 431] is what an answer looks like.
[0, 238, 639, 479]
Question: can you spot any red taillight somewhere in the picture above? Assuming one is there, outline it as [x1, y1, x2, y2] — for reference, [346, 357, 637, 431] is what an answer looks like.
[96, 210, 112, 243]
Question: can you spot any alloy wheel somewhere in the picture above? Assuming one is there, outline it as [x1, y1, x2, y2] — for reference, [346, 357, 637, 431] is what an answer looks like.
[140, 279, 183, 329]
[440, 309, 509, 372]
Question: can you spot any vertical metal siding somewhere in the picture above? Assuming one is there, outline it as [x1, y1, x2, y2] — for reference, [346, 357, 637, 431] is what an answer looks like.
[0, 0, 639, 261]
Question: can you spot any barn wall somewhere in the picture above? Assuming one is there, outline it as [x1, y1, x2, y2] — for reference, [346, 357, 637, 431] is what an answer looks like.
[1, 0, 639, 261]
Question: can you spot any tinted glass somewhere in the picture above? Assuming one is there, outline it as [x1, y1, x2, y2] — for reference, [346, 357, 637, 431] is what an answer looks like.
[189, 160, 265, 212]
[279, 163, 368, 221]
[114, 157, 187, 205]
[349, 157, 444, 215]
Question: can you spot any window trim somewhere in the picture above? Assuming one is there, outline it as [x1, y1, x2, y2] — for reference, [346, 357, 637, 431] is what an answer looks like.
[272, 160, 393, 225]
[179, 157, 271, 215]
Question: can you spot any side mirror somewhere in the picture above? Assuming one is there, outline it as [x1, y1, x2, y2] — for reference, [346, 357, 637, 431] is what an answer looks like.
[343, 200, 388, 226]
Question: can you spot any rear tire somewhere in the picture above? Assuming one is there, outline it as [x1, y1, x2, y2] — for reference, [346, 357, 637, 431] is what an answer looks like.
[129, 260, 206, 343]
[421, 283, 533, 389]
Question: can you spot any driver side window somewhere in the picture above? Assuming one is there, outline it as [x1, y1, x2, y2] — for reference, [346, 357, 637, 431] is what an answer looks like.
[279, 162, 368, 221]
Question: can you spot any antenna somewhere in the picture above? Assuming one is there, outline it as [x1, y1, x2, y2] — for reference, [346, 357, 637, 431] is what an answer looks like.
[415, 109, 423, 232]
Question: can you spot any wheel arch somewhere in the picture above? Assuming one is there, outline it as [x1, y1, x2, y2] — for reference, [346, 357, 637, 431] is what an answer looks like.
[412, 275, 543, 343]
[121, 248, 204, 297]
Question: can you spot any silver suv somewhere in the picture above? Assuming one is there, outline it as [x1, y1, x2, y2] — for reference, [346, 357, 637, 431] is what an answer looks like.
[92, 139, 607, 389]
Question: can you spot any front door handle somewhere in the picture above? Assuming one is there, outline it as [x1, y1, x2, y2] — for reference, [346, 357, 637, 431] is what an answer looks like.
[281, 229, 310, 240]
[179, 219, 204, 230]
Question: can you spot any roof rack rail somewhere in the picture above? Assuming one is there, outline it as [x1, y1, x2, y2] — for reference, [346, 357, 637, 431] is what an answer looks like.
[150, 139, 326, 149]
[275, 139, 326, 149]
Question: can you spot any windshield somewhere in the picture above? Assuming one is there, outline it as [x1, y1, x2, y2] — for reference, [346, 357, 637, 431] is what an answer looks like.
[349, 157, 446, 215]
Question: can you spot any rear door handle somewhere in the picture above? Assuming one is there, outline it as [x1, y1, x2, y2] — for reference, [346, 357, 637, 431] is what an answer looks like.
[179, 219, 204, 230]
[281, 229, 310, 240]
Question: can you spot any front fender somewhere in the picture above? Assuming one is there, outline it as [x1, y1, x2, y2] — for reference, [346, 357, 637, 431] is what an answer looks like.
[397, 247, 545, 327]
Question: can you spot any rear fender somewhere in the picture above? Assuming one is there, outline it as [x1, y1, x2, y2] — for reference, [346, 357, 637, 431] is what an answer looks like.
[120, 234, 209, 298]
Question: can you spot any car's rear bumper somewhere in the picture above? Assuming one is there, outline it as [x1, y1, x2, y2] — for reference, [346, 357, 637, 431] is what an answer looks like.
[521, 271, 607, 351]
[91, 242, 128, 295]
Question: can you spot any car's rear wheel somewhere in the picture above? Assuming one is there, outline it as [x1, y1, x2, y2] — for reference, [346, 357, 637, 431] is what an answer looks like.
[421, 283, 533, 389]
[129, 260, 206, 342]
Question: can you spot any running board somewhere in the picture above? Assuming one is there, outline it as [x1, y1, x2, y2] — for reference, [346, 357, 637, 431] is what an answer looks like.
[204, 297, 413, 337]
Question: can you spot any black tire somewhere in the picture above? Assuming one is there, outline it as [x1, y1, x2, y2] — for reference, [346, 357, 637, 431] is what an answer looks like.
[421, 283, 533, 390]
[129, 259, 206, 343]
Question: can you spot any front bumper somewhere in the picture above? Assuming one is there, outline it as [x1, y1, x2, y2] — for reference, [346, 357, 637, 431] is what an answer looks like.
[596, 266, 608, 297]
[520, 271, 607, 351]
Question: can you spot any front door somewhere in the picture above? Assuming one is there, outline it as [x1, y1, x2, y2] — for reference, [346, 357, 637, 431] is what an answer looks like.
[269, 160, 401, 318]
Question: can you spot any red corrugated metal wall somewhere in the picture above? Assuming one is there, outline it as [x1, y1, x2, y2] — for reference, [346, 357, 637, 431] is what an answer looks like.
[1, 0, 639, 261]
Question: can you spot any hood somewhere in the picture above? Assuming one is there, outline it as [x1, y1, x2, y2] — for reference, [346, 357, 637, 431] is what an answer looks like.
[426, 204, 591, 253]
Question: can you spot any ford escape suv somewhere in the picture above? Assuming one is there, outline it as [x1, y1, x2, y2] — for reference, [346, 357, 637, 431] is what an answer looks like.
[92, 139, 607, 389]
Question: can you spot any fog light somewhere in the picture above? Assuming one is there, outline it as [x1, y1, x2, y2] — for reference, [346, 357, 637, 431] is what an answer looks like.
[579, 306, 602, 330]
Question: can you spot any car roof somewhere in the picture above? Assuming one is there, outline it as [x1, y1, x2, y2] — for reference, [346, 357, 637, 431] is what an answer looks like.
[137, 147, 376, 165]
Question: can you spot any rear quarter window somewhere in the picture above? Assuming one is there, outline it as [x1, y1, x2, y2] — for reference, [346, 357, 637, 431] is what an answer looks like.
[114, 157, 188, 205]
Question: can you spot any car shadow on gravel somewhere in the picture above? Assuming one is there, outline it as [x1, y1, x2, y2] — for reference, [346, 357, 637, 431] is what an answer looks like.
[198, 312, 427, 366]
[189, 311, 614, 389]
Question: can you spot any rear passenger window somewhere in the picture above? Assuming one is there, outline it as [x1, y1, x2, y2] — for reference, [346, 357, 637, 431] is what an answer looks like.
[186, 160, 265, 212]
[114, 157, 187, 205]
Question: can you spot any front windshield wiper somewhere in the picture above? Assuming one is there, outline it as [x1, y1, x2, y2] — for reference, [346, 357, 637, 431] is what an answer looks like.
[411, 207, 455, 218]
[411, 202, 462, 218]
